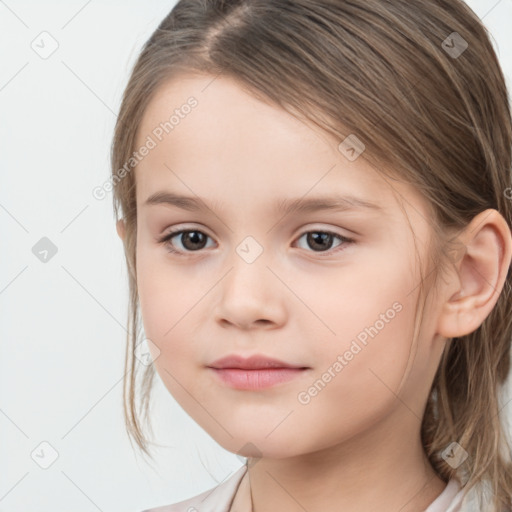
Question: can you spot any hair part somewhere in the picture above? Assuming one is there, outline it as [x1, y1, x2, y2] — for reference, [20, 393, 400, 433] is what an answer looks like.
[111, 1, 512, 509]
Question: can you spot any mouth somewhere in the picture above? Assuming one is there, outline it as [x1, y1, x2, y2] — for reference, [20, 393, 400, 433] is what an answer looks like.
[206, 354, 310, 390]
[208, 367, 309, 390]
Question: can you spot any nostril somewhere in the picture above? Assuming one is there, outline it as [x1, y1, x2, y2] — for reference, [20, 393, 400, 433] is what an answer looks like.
[255, 319, 271, 325]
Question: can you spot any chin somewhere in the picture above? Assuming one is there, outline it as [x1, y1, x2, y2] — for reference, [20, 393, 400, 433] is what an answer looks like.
[215, 432, 301, 461]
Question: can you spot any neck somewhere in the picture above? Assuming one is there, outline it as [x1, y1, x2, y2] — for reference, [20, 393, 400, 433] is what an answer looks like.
[246, 408, 447, 512]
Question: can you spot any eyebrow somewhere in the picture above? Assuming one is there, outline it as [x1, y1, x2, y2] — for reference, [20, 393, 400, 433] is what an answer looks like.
[143, 191, 383, 215]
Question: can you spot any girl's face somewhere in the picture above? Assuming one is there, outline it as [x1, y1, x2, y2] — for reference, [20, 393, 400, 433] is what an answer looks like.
[131, 73, 447, 459]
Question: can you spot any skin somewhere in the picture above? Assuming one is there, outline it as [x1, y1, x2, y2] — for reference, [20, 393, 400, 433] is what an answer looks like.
[116, 73, 512, 512]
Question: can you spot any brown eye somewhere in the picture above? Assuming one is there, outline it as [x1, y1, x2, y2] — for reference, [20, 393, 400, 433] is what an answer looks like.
[295, 230, 354, 254]
[159, 229, 214, 254]
[177, 231, 208, 251]
[306, 232, 335, 251]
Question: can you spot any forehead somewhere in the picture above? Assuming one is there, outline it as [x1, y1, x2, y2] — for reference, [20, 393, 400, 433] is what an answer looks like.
[133, 72, 426, 222]
[135, 71, 334, 161]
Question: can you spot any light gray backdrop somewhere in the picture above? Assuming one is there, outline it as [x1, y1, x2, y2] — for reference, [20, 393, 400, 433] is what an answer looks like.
[1, 1, 511, 511]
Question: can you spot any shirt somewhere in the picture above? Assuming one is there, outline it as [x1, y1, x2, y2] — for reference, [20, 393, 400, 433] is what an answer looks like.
[141, 464, 470, 512]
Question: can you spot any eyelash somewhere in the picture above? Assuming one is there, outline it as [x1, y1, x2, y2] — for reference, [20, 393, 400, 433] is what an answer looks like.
[157, 228, 355, 257]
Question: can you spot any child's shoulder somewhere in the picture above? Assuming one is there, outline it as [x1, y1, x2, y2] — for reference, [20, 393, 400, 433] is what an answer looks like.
[141, 464, 248, 512]
[140, 467, 488, 512]
[442, 477, 495, 512]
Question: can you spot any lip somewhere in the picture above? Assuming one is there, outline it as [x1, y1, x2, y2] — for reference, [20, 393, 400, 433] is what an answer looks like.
[207, 354, 307, 370]
[206, 354, 309, 390]
[209, 368, 308, 390]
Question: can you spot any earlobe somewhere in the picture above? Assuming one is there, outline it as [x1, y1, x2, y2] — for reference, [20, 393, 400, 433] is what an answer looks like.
[436, 209, 512, 339]
[116, 218, 126, 240]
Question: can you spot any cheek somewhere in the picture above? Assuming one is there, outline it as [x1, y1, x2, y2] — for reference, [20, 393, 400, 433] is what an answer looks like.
[135, 248, 208, 375]
[289, 252, 420, 426]
[294, 248, 416, 358]
[301, 296, 416, 420]
[277, 291, 419, 455]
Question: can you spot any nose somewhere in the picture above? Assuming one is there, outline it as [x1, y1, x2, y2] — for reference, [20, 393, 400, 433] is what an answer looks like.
[213, 248, 288, 331]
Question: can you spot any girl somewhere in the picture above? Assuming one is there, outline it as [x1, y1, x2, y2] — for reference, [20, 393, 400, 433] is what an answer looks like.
[112, 1, 512, 510]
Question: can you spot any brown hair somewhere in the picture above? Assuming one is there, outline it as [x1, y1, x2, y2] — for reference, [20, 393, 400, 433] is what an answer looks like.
[110, 0, 512, 509]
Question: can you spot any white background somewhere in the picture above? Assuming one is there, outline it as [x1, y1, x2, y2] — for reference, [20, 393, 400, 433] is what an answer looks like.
[1, 1, 511, 511]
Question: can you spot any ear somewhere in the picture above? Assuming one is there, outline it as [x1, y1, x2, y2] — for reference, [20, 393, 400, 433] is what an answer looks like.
[436, 208, 512, 339]
[116, 218, 126, 241]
